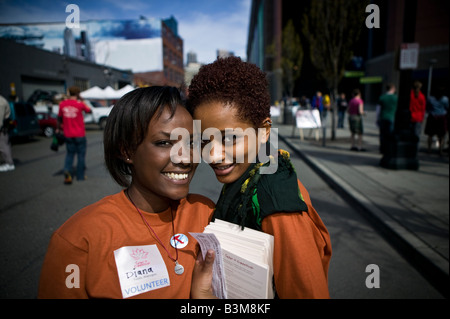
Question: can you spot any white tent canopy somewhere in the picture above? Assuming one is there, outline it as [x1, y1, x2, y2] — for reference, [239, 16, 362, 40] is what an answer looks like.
[79, 86, 104, 99]
[80, 85, 135, 100]
[117, 84, 135, 96]
[103, 86, 119, 99]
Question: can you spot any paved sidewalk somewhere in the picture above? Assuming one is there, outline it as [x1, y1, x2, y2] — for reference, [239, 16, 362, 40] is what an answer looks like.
[273, 109, 449, 297]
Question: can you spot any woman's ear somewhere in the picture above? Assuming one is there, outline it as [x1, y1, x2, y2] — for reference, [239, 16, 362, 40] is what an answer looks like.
[259, 117, 272, 143]
[120, 148, 133, 164]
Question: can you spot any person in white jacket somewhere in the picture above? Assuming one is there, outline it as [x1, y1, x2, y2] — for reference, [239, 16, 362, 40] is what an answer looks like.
[0, 95, 14, 172]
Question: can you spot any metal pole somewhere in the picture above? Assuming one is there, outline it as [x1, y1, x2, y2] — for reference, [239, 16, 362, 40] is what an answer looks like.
[427, 59, 437, 99]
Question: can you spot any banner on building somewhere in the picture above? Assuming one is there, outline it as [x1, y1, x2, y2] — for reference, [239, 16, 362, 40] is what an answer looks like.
[0, 19, 163, 72]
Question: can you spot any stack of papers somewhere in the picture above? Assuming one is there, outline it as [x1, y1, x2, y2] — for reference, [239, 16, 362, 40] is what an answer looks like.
[190, 219, 274, 299]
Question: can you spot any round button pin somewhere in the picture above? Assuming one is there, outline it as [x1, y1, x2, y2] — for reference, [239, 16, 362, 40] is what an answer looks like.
[170, 233, 189, 249]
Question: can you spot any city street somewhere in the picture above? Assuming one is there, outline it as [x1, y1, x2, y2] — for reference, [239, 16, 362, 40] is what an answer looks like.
[0, 125, 444, 299]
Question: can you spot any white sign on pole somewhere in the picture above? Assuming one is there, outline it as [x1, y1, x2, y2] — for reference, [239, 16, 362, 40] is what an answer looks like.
[399, 43, 419, 70]
[296, 109, 321, 128]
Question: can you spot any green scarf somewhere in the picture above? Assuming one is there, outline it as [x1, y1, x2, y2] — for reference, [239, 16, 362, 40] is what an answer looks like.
[212, 150, 308, 230]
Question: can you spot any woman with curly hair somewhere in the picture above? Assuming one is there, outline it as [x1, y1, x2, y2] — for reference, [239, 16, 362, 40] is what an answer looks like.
[187, 57, 332, 298]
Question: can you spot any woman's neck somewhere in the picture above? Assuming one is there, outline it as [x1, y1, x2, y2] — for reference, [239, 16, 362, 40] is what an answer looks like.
[126, 186, 171, 214]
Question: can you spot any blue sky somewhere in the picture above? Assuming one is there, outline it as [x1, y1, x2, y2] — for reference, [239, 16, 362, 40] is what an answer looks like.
[0, 0, 251, 64]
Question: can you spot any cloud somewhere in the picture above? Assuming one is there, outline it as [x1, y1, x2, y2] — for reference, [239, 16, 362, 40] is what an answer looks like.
[101, 0, 152, 13]
[0, 0, 67, 23]
[178, 0, 250, 64]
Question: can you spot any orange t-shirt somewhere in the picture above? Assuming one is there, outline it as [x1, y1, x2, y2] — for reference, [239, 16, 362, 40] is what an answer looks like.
[38, 191, 214, 299]
[261, 180, 332, 299]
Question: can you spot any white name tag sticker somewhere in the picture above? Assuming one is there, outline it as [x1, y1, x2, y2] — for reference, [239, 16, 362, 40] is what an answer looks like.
[114, 244, 170, 298]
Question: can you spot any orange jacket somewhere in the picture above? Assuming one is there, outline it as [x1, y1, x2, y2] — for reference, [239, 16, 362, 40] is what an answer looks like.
[261, 180, 332, 298]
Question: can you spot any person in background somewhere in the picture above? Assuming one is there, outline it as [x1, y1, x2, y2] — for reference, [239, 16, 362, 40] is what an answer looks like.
[347, 89, 365, 151]
[0, 95, 15, 172]
[336, 92, 348, 129]
[425, 87, 449, 156]
[409, 81, 426, 154]
[378, 84, 398, 155]
[323, 93, 331, 119]
[312, 91, 324, 116]
[57, 86, 91, 184]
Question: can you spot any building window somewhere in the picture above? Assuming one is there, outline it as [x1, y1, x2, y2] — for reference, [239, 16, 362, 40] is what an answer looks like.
[74, 78, 89, 91]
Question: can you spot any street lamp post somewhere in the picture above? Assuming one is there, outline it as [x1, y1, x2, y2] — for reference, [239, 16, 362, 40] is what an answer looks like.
[427, 59, 437, 99]
[380, 0, 419, 170]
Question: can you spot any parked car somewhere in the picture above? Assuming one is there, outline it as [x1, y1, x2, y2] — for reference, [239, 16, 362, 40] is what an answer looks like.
[36, 112, 58, 137]
[9, 102, 41, 138]
[27, 89, 59, 106]
[34, 99, 112, 130]
[82, 100, 112, 130]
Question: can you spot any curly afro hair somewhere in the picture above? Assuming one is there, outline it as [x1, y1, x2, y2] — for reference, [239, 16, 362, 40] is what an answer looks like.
[187, 56, 271, 127]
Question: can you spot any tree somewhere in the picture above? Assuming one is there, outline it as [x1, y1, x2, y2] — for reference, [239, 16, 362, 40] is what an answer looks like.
[302, 0, 368, 140]
[281, 19, 303, 98]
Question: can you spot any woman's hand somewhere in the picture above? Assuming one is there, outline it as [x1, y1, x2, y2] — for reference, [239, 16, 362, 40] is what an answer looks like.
[191, 249, 217, 299]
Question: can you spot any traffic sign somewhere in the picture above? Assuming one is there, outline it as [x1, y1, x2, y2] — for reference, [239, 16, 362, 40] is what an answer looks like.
[399, 43, 419, 70]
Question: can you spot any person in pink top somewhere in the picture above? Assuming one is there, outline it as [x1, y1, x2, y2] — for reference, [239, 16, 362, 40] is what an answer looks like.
[57, 86, 92, 184]
[347, 88, 365, 151]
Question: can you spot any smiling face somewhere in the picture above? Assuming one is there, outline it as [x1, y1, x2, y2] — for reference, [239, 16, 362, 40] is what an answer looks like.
[128, 105, 196, 208]
[193, 101, 269, 184]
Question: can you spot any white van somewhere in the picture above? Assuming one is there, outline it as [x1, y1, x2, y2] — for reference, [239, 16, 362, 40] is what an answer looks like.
[34, 100, 112, 130]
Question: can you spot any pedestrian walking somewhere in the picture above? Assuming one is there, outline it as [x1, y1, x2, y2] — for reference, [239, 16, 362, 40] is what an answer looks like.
[348, 89, 366, 151]
[425, 87, 449, 155]
[323, 93, 331, 118]
[38, 86, 215, 299]
[409, 81, 426, 153]
[336, 92, 348, 128]
[377, 84, 398, 155]
[0, 95, 15, 172]
[299, 95, 310, 109]
[187, 56, 332, 299]
[312, 91, 324, 115]
[57, 86, 91, 184]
